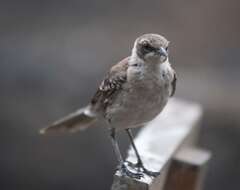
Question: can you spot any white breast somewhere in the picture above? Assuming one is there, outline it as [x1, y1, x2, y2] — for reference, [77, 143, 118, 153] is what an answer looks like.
[106, 60, 173, 130]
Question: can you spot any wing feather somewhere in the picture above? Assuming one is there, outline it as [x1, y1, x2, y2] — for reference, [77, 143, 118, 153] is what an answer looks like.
[170, 70, 177, 97]
[90, 57, 129, 112]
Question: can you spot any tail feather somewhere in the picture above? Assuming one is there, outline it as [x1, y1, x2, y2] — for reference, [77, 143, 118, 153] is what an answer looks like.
[40, 107, 96, 134]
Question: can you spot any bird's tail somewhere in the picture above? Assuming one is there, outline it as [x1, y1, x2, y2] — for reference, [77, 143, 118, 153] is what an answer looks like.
[39, 107, 96, 134]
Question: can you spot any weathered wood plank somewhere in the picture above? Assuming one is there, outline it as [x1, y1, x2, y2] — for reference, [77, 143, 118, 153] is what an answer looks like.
[111, 98, 204, 190]
[163, 148, 211, 190]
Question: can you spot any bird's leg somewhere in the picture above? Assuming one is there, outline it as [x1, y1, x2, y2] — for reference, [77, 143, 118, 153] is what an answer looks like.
[109, 128, 143, 179]
[125, 128, 160, 177]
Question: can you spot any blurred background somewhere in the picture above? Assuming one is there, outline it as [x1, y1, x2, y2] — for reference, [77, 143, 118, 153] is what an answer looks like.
[1, 0, 239, 189]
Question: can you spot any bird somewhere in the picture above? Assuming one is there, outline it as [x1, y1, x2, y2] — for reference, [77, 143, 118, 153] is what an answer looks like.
[40, 33, 177, 179]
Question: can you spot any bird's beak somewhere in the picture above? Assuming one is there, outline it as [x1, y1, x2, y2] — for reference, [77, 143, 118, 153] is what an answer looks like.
[158, 47, 168, 58]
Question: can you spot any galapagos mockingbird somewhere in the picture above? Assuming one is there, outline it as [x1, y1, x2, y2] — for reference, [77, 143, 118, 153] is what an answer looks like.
[40, 33, 177, 179]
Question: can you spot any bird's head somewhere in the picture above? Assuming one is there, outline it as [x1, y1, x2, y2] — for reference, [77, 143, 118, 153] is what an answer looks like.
[132, 34, 169, 63]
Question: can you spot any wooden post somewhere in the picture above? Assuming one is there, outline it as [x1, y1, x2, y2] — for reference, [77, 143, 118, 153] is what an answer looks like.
[111, 98, 211, 190]
[163, 148, 211, 190]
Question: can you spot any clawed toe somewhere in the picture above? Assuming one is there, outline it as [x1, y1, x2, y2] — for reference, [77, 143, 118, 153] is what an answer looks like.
[142, 168, 160, 177]
[126, 161, 160, 177]
[120, 163, 143, 179]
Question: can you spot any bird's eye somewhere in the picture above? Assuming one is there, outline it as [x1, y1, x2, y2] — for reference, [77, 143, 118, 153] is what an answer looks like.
[165, 47, 169, 52]
[142, 41, 154, 52]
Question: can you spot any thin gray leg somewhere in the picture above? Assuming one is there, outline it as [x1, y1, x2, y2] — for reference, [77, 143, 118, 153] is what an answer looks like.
[126, 128, 160, 177]
[125, 128, 144, 166]
[109, 128, 143, 179]
[109, 128, 124, 164]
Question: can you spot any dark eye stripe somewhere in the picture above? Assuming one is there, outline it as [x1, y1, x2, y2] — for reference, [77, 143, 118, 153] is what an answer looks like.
[143, 44, 156, 52]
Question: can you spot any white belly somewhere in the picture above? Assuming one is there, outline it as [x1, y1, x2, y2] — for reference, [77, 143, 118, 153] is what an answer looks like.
[106, 74, 171, 130]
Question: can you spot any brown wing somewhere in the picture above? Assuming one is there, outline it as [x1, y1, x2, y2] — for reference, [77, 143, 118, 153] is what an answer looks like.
[170, 70, 177, 97]
[90, 57, 130, 112]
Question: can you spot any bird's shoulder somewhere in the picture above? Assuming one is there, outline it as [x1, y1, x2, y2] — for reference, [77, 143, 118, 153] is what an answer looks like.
[99, 57, 129, 91]
[170, 68, 177, 97]
[90, 57, 130, 110]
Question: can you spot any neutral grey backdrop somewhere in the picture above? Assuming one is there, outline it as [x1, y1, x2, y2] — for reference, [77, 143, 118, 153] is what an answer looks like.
[0, 0, 240, 189]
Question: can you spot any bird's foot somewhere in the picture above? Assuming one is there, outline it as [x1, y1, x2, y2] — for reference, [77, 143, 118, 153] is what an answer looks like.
[141, 168, 160, 177]
[126, 161, 160, 177]
[119, 162, 144, 179]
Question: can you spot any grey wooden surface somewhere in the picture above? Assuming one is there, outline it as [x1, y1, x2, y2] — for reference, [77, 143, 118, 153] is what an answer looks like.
[111, 98, 210, 190]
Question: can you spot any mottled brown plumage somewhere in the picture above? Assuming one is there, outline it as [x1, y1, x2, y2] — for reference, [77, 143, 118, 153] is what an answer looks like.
[91, 57, 129, 112]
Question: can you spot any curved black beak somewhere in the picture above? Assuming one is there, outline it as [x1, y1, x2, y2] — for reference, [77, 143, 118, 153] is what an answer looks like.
[158, 47, 168, 58]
